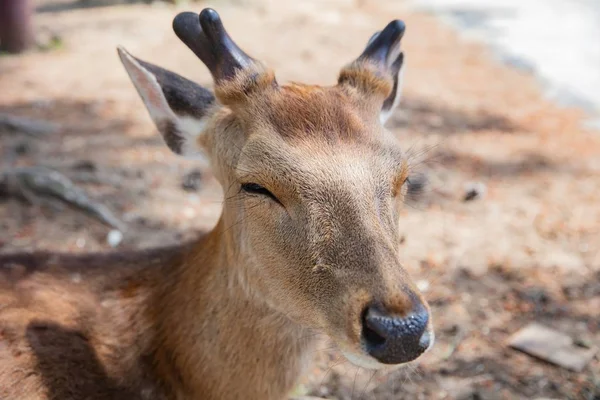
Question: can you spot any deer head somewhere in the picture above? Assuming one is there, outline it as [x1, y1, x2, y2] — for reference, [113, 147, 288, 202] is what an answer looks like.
[118, 9, 433, 369]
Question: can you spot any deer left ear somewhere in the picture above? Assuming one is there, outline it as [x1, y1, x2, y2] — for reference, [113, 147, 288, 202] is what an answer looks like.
[117, 46, 216, 158]
[338, 20, 406, 126]
[380, 51, 404, 125]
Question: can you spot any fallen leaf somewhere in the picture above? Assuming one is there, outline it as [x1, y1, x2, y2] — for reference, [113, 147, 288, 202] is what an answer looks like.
[508, 323, 597, 372]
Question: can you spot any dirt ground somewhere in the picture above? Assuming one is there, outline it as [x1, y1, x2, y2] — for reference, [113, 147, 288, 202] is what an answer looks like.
[1, 0, 599, 399]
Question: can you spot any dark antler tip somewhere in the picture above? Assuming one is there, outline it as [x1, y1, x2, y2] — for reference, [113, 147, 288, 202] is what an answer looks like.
[172, 11, 200, 34]
[384, 20, 406, 38]
[199, 8, 222, 27]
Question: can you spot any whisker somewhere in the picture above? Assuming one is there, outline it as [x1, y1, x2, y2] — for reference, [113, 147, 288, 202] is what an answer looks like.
[351, 365, 360, 400]
[318, 355, 346, 391]
[310, 345, 338, 355]
[360, 369, 378, 399]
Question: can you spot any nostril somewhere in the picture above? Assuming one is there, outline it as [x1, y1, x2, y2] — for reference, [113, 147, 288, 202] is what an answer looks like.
[361, 307, 386, 347]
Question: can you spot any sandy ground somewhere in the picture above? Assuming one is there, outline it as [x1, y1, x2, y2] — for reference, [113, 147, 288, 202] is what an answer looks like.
[1, 0, 599, 398]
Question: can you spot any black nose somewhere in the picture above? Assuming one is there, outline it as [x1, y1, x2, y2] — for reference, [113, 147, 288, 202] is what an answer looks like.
[361, 304, 430, 364]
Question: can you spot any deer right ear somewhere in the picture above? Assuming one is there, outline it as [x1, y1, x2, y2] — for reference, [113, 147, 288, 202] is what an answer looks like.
[117, 46, 216, 158]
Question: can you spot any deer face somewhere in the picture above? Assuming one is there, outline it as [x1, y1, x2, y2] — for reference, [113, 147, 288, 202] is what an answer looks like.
[119, 9, 433, 369]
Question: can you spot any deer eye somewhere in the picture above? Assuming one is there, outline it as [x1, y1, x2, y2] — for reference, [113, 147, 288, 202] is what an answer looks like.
[241, 183, 281, 204]
[391, 175, 410, 198]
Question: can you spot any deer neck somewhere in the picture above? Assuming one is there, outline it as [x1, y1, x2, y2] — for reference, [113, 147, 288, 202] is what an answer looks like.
[151, 216, 317, 399]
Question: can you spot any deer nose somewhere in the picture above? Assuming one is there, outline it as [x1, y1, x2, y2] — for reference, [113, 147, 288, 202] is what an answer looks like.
[361, 304, 430, 364]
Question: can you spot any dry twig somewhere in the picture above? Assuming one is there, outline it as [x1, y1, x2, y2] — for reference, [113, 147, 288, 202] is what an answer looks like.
[0, 113, 60, 136]
[0, 166, 125, 231]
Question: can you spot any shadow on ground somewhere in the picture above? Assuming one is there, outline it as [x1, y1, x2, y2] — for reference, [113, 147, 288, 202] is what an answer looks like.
[390, 96, 518, 135]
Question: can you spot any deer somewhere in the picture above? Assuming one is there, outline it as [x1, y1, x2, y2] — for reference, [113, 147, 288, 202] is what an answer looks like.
[0, 8, 434, 400]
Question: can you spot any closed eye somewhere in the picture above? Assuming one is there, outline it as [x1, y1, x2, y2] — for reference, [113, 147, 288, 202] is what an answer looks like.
[392, 161, 410, 197]
[391, 175, 410, 198]
[241, 182, 282, 205]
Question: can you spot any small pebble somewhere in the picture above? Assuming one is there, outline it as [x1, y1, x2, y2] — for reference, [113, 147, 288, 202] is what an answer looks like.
[72, 160, 96, 172]
[417, 279, 430, 292]
[463, 182, 487, 202]
[107, 229, 123, 248]
[14, 141, 30, 155]
[71, 273, 82, 283]
[182, 169, 203, 192]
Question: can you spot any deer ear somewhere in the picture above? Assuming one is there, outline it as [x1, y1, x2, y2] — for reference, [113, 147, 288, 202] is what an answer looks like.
[117, 46, 216, 158]
[339, 21, 405, 125]
[380, 51, 404, 125]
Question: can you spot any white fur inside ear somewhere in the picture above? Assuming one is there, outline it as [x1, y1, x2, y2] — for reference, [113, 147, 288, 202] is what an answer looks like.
[177, 115, 208, 161]
[118, 47, 175, 125]
[118, 46, 207, 161]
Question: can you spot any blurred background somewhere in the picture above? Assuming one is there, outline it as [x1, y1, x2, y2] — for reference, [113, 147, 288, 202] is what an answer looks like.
[0, 0, 598, 398]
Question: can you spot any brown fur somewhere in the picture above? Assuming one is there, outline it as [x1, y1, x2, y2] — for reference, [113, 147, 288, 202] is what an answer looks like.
[0, 52, 431, 400]
[338, 60, 394, 98]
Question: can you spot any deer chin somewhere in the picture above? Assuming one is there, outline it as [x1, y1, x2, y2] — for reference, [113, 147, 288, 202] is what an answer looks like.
[339, 349, 386, 370]
[337, 328, 436, 370]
